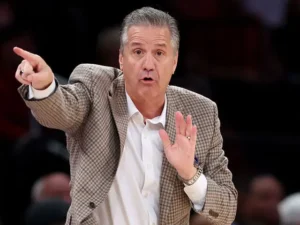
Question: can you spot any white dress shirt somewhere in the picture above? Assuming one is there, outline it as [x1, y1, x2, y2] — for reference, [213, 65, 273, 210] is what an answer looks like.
[28, 80, 208, 225]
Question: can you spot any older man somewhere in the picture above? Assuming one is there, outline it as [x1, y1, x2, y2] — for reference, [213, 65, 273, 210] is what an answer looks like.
[14, 7, 237, 225]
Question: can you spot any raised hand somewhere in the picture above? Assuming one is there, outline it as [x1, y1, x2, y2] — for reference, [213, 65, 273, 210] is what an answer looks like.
[159, 111, 197, 180]
[13, 47, 54, 90]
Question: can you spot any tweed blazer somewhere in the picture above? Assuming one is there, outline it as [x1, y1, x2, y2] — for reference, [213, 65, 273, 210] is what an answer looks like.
[18, 64, 237, 225]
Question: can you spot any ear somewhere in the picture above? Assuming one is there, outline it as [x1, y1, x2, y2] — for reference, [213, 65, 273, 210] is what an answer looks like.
[172, 51, 179, 74]
[119, 50, 123, 71]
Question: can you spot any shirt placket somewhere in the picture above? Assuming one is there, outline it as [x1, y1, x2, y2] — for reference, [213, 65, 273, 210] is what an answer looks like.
[141, 121, 157, 225]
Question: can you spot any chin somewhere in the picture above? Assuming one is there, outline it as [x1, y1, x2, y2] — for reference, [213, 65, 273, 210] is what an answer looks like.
[138, 89, 158, 99]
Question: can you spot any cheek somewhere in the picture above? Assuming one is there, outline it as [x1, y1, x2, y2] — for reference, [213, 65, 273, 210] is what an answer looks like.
[123, 59, 141, 81]
[159, 62, 174, 80]
[124, 57, 141, 70]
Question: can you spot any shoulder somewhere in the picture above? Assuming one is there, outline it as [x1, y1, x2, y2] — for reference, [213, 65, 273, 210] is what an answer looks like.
[167, 85, 217, 115]
[68, 63, 122, 84]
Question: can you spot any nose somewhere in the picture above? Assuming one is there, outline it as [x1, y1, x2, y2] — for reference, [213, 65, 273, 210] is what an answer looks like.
[143, 53, 155, 72]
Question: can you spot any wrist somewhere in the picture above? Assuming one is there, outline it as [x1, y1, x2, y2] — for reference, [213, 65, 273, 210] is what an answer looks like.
[177, 167, 197, 180]
[34, 81, 53, 90]
[178, 167, 202, 186]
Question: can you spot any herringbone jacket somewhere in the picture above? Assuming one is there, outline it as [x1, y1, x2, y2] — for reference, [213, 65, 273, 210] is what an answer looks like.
[18, 64, 237, 225]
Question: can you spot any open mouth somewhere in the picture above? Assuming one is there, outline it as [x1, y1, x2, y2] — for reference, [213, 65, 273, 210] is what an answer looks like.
[140, 77, 155, 84]
[141, 77, 155, 83]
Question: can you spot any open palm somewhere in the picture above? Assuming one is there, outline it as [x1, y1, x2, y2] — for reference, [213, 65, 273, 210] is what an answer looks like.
[159, 111, 197, 179]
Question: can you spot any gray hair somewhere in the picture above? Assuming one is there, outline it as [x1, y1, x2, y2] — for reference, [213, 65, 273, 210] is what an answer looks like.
[120, 7, 180, 52]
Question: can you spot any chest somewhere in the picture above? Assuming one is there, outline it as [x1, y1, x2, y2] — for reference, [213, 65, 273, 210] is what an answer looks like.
[122, 118, 164, 190]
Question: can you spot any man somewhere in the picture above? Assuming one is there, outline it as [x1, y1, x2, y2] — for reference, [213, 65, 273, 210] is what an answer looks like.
[25, 198, 70, 225]
[278, 192, 300, 225]
[238, 174, 283, 225]
[31, 172, 71, 204]
[14, 7, 237, 225]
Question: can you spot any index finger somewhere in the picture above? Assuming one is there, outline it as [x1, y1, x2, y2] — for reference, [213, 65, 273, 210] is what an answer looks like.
[13, 47, 40, 67]
[159, 129, 172, 150]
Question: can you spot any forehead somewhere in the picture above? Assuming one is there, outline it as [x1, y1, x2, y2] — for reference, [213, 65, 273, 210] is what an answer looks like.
[126, 25, 172, 46]
[251, 177, 282, 194]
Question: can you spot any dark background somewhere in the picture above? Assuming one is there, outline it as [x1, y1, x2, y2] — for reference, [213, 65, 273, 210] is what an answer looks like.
[0, 0, 299, 224]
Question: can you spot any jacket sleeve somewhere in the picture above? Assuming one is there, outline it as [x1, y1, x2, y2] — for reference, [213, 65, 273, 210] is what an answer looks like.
[197, 103, 238, 225]
[18, 64, 94, 135]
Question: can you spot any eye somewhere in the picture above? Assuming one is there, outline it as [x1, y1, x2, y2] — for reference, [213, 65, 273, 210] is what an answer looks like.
[156, 50, 164, 56]
[134, 49, 143, 55]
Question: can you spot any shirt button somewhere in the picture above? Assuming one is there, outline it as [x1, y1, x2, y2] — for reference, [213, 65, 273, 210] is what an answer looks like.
[143, 192, 148, 197]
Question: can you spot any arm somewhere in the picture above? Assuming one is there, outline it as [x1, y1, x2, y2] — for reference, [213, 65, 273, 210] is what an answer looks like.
[18, 64, 93, 134]
[197, 103, 238, 224]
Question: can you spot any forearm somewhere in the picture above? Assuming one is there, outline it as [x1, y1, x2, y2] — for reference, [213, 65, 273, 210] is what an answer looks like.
[183, 160, 237, 224]
[18, 65, 94, 134]
[199, 153, 237, 224]
[200, 175, 237, 225]
[18, 80, 92, 134]
[196, 103, 237, 224]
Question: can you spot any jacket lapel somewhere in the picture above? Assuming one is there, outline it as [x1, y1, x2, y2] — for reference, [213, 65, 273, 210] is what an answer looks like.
[108, 75, 128, 153]
[159, 87, 179, 225]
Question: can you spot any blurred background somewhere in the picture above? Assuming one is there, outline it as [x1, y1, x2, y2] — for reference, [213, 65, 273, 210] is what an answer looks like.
[1, 0, 300, 225]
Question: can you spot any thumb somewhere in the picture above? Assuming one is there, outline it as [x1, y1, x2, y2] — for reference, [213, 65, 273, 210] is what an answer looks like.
[159, 129, 172, 150]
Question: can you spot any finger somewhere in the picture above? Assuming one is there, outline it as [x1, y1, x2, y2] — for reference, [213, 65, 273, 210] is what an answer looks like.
[175, 112, 180, 135]
[185, 115, 192, 138]
[26, 74, 34, 82]
[21, 61, 34, 79]
[13, 47, 40, 67]
[190, 125, 197, 149]
[175, 111, 186, 136]
[15, 71, 31, 85]
[15, 64, 32, 84]
[159, 129, 172, 150]
[23, 61, 34, 73]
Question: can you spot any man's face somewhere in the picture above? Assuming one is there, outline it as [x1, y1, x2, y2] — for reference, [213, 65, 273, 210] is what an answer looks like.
[247, 176, 283, 224]
[119, 25, 178, 101]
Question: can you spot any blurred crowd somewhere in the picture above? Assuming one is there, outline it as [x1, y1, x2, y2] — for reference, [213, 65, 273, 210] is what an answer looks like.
[0, 0, 300, 225]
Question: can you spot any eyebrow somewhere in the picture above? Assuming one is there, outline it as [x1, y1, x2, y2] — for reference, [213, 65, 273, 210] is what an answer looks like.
[154, 43, 167, 48]
[129, 42, 167, 48]
[129, 42, 144, 47]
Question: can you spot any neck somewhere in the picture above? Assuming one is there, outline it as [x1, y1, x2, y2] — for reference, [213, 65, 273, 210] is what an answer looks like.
[129, 93, 165, 119]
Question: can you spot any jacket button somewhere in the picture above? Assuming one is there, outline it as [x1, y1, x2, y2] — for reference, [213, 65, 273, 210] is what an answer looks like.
[209, 209, 219, 218]
[89, 202, 96, 209]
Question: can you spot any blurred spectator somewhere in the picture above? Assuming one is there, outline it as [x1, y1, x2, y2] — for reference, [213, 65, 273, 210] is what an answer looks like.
[0, 1, 14, 30]
[95, 25, 120, 68]
[238, 174, 284, 225]
[24, 198, 70, 225]
[278, 192, 300, 225]
[0, 25, 36, 142]
[0, 22, 37, 225]
[10, 135, 70, 225]
[31, 172, 71, 204]
[241, 0, 289, 29]
[241, 0, 288, 78]
[286, 0, 300, 76]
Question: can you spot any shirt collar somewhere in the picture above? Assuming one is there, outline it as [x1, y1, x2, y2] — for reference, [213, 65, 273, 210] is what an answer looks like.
[125, 91, 167, 127]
